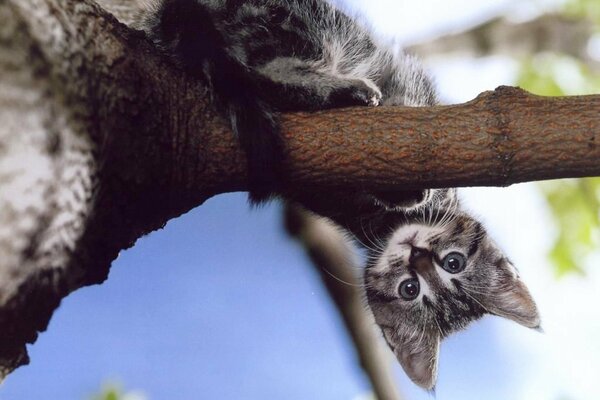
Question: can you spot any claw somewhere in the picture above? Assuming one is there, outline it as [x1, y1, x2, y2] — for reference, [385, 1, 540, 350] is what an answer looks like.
[369, 94, 380, 106]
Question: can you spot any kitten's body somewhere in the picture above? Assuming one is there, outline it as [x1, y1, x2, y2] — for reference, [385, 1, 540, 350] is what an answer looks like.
[140, 0, 436, 200]
[141, 0, 540, 390]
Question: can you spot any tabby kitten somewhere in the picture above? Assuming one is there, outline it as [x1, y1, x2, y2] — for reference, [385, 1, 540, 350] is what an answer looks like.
[140, 0, 540, 390]
[362, 188, 540, 389]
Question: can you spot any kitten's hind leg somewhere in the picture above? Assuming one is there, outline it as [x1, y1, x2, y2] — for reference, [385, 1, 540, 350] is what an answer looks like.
[256, 57, 382, 112]
[143, 0, 284, 203]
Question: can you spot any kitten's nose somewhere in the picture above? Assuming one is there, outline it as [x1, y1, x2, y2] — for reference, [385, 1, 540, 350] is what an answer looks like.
[409, 246, 429, 263]
[409, 246, 436, 280]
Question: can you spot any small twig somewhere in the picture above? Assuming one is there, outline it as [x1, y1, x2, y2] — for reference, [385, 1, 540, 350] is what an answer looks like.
[284, 204, 404, 400]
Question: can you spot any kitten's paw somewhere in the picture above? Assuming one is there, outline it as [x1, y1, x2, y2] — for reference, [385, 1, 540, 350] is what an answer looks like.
[351, 79, 382, 106]
[369, 93, 381, 106]
[330, 79, 382, 107]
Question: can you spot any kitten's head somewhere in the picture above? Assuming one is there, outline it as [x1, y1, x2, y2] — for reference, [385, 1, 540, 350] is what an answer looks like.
[364, 189, 540, 390]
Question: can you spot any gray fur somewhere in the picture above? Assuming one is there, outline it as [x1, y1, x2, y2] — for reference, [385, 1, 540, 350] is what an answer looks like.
[138, 0, 436, 110]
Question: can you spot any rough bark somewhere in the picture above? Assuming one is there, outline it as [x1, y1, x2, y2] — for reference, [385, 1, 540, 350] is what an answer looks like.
[279, 91, 600, 190]
[0, 0, 599, 391]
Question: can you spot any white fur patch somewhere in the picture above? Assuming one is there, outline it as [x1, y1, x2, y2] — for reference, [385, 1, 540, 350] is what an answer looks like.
[387, 224, 443, 251]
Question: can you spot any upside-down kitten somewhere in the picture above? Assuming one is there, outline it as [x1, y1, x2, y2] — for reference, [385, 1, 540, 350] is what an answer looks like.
[139, 0, 540, 389]
[361, 188, 540, 389]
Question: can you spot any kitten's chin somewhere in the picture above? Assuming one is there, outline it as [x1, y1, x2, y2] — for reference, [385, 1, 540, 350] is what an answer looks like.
[371, 189, 429, 211]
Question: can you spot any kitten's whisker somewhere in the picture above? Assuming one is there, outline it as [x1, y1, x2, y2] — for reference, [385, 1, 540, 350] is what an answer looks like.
[459, 284, 506, 300]
[438, 202, 459, 230]
[359, 218, 386, 253]
[457, 282, 490, 290]
[459, 286, 490, 313]
[321, 265, 364, 287]
[431, 310, 444, 337]
[365, 218, 385, 251]
[350, 230, 382, 255]
[414, 305, 428, 349]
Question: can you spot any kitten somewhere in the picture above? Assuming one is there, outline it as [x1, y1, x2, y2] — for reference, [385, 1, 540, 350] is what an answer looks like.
[139, 0, 540, 390]
[139, 0, 435, 201]
[361, 188, 540, 389]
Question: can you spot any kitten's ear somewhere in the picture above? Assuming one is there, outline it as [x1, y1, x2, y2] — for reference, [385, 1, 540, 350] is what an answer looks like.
[483, 259, 540, 329]
[392, 331, 440, 390]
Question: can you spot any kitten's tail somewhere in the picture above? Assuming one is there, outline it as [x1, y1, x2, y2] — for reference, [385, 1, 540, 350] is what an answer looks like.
[141, 0, 284, 203]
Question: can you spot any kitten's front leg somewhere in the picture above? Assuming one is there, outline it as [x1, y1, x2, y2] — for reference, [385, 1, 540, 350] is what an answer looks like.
[256, 57, 382, 111]
[329, 78, 382, 107]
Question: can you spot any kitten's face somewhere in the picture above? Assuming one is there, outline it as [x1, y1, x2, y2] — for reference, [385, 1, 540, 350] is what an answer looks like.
[364, 190, 540, 390]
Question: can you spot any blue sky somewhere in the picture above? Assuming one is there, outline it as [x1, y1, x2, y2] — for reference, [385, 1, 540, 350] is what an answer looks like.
[0, 193, 530, 400]
[1, 195, 372, 399]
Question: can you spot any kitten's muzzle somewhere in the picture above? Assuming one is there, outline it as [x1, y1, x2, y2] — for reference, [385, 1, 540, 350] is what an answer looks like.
[409, 246, 438, 282]
[409, 246, 430, 264]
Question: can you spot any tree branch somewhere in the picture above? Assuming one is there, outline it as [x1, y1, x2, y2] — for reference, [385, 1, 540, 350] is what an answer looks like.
[284, 204, 404, 400]
[279, 89, 599, 190]
[1, 0, 599, 385]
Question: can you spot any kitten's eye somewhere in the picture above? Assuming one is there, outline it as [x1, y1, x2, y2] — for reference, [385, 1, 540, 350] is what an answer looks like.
[398, 278, 420, 300]
[442, 252, 467, 273]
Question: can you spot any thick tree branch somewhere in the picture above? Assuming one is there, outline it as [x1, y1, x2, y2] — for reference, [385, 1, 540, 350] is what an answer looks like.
[1, 0, 599, 386]
[279, 90, 599, 190]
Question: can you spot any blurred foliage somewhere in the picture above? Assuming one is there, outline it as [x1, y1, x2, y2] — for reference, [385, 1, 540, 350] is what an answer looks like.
[563, 0, 600, 23]
[90, 383, 146, 400]
[538, 179, 600, 276]
[518, 53, 600, 96]
[516, 0, 600, 276]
